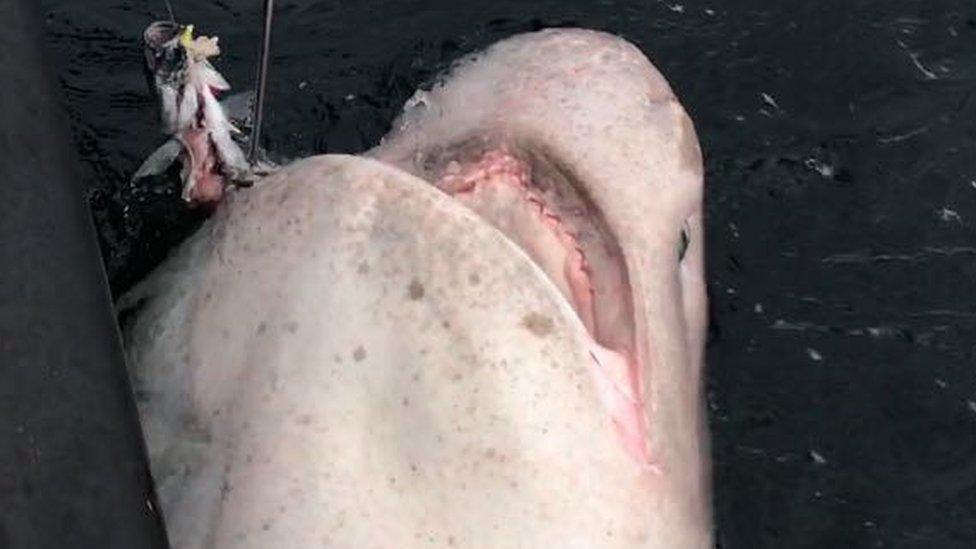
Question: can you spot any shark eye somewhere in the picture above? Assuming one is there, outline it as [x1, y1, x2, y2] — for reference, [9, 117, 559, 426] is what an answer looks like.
[678, 224, 690, 262]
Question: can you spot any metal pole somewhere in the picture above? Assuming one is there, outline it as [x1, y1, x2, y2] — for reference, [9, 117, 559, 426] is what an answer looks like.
[249, 0, 275, 164]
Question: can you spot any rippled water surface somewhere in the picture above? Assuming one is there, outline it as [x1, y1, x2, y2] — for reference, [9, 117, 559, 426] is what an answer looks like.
[41, 0, 976, 546]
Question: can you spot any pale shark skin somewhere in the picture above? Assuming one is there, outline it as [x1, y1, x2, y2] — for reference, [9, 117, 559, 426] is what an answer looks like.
[121, 29, 710, 548]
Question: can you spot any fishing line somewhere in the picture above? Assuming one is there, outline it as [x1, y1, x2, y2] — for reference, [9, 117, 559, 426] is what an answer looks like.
[163, 0, 176, 23]
[249, 0, 275, 164]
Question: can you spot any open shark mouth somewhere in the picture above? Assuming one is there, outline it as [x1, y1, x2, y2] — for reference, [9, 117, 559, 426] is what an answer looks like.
[366, 28, 708, 470]
[404, 142, 650, 463]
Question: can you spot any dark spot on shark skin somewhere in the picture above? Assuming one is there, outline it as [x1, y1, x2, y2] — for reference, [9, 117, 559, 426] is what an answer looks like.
[521, 312, 554, 337]
[181, 413, 213, 444]
[256, 321, 268, 335]
[353, 345, 367, 362]
[283, 321, 299, 334]
[220, 478, 232, 501]
[407, 279, 425, 300]
[357, 261, 370, 274]
[468, 272, 481, 285]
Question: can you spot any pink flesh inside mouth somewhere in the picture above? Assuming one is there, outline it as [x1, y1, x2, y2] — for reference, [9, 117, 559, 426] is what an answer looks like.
[434, 147, 653, 467]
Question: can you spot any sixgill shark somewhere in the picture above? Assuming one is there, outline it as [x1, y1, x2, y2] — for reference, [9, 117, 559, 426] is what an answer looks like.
[123, 19, 712, 548]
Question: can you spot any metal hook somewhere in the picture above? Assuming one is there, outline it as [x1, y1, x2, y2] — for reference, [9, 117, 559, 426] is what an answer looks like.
[249, 0, 275, 164]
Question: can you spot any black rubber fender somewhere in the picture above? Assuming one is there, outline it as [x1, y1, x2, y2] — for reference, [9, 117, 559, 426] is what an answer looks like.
[0, 1, 169, 547]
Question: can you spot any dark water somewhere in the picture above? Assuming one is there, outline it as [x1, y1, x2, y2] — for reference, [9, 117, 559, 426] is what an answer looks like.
[42, 0, 976, 547]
